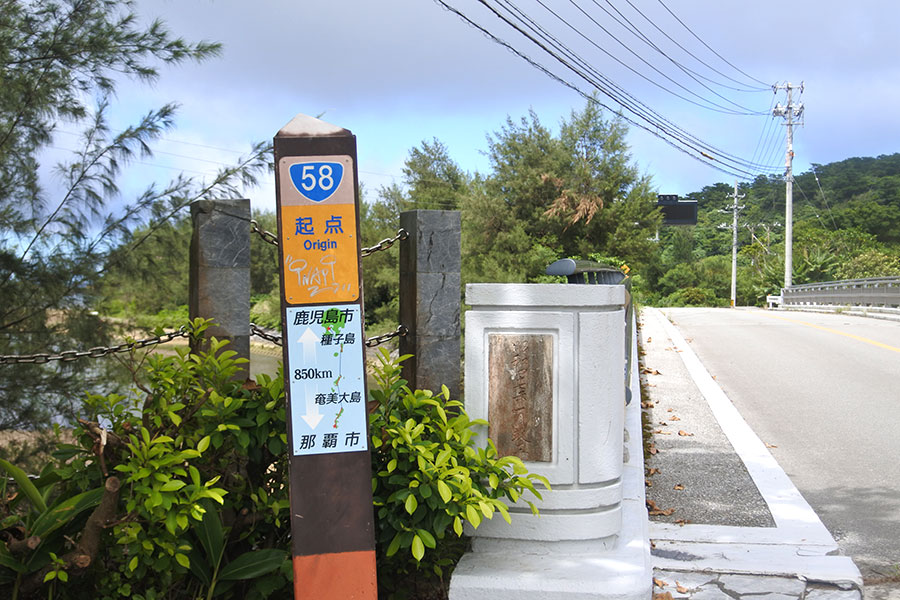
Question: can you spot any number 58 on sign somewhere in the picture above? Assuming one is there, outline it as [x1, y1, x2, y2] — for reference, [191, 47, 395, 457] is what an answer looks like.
[278, 156, 359, 305]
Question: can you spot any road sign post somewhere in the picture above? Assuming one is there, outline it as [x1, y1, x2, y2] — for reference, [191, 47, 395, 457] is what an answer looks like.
[274, 114, 376, 599]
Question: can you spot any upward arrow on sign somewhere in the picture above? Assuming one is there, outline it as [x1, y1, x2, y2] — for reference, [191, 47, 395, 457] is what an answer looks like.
[299, 327, 318, 364]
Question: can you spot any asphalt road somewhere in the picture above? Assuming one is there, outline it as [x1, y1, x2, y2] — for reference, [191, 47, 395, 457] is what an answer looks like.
[661, 307, 900, 580]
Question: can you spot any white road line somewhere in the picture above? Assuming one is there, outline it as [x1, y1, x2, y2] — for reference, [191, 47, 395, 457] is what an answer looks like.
[647, 307, 835, 545]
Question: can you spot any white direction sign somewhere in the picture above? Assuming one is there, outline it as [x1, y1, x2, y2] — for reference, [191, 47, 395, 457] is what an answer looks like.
[285, 304, 367, 456]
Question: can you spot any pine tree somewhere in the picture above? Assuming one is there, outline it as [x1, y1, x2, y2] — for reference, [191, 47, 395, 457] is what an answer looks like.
[0, 0, 271, 432]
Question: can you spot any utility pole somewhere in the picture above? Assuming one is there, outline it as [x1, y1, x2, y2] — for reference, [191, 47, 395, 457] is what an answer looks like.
[728, 181, 745, 307]
[773, 82, 804, 289]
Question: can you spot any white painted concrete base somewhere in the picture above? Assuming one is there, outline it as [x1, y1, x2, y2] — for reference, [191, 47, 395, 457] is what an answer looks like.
[448, 540, 649, 600]
[448, 313, 652, 600]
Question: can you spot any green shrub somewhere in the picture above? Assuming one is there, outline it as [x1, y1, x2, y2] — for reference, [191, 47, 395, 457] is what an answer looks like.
[663, 286, 723, 307]
[0, 324, 546, 600]
[0, 319, 291, 600]
[368, 350, 549, 599]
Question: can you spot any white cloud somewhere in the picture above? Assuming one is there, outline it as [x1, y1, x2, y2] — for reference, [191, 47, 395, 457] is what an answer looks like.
[106, 0, 900, 207]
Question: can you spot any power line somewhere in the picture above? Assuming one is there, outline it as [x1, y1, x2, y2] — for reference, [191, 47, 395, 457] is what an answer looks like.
[478, 0, 781, 172]
[809, 164, 839, 230]
[749, 95, 779, 168]
[526, 0, 766, 115]
[436, 0, 782, 180]
[50, 144, 217, 177]
[612, 0, 772, 93]
[433, 0, 744, 177]
[653, 0, 772, 88]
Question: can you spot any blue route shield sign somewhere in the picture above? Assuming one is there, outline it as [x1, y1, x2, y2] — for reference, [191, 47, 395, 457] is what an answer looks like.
[289, 162, 344, 203]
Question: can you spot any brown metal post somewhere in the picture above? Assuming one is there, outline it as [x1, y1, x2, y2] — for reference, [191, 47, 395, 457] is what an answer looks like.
[274, 115, 376, 599]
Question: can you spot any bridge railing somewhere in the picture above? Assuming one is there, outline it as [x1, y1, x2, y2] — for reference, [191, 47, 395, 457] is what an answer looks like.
[782, 277, 900, 308]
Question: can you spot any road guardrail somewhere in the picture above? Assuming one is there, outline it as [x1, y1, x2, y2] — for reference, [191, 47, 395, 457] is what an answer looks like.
[782, 277, 900, 308]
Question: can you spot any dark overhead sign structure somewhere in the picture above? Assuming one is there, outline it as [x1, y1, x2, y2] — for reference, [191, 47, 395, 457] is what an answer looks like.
[657, 194, 698, 226]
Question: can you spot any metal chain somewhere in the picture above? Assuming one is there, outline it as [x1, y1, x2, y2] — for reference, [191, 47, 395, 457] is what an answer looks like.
[2, 322, 409, 363]
[361, 228, 409, 258]
[364, 325, 408, 348]
[0, 327, 189, 365]
[250, 219, 279, 247]
[249, 323, 408, 348]
[250, 323, 283, 345]
[252, 221, 407, 258]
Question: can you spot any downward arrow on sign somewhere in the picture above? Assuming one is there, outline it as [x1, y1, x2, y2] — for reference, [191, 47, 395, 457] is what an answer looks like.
[301, 384, 323, 429]
[299, 327, 318, 364]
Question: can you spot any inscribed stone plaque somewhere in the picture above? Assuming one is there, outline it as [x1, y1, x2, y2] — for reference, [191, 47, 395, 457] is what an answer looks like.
[488, 334, 553, 462]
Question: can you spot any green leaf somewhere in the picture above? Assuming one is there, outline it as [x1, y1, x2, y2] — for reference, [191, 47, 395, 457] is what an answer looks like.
[453, 516, 463, 536]
[465, 504, 481, 528]
[437, 480, 452, 503]
[416, 529, 436, 549]
[31, 487, 104, 539]
[496, 503, 512, 524]
[0, 459, 47, 513]
[195, 503, 224, 565]
[165, 512, 178, 535]
[404, 494, 418, 515]
[175, 553, 190, 568]
[43, 571, 56, 582]
[187, 550, 212, 588]
[386, 533, 402, 557]
[128, 556, 139, 572]
[411, 535, 425, 562]
[189, 466, 201, 487]
[218, 549, 288, 581]
[160, 480, 185, 492]
[197, 435, 211, 453]
[0, 544, 25, 573]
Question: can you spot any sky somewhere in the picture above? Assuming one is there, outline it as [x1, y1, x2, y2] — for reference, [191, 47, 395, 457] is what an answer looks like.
[61, 0, 900, 215]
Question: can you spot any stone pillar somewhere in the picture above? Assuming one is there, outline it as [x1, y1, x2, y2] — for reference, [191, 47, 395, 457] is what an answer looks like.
[450, 283, 651, 600]
[463, 284, 626, 543]
[399, 210, 461, 400]
[189, 198, 251, 376]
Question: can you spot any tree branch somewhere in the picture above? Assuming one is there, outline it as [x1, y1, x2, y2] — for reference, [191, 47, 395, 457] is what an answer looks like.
[18, 476, 121, 597]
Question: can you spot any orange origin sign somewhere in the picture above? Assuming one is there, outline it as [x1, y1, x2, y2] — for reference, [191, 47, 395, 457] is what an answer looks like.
[278, 155, 359, 304]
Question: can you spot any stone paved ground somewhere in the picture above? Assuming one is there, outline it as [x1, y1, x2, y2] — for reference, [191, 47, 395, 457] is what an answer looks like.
[653, 570, 862, 600]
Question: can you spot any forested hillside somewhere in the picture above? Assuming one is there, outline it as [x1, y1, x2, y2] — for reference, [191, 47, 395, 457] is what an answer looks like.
[661, 153, 900, 306]
[99, 101, 900, 336]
